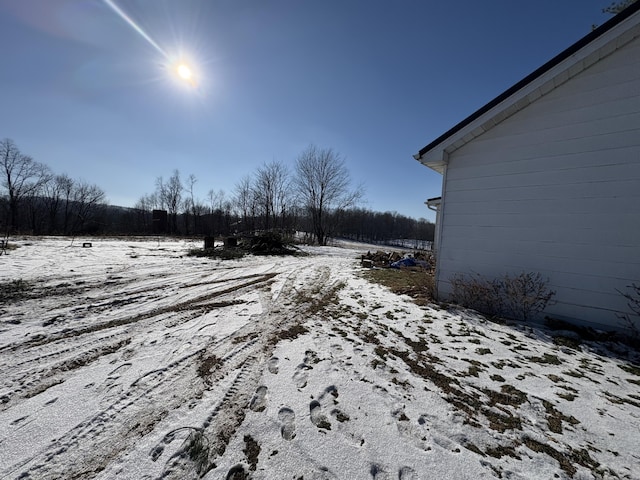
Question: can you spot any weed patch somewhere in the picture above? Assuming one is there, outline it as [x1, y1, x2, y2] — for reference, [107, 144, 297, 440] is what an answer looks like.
[523, 438, 599, 477]
[618, 363, 640, 376]
[485, 444, 521, 460]
[270, 324, 309, 344]
[462, 359, 486, 377]
[552, 335, 582, 350]
[484, 384, 528, 408]
[542, 399, 579, 434]
[484, 409, 522, 432]
[464, 443, 485, 456]
[527, 353, 562, 365]
[451, 272, 554, 321]
[604, 392, 640, 408]
[491, 359, 523, 370]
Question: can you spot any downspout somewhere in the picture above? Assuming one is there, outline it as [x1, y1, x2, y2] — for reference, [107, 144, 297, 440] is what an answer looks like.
[425, 196, 441, 253]
[433, 161, 448, 300]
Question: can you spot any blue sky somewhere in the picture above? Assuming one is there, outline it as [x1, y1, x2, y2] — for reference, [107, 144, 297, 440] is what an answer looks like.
[0, 0, 616, 221]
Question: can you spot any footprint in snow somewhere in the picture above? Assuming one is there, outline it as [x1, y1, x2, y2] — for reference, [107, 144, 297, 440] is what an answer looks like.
[226, 464, 249, 480]
[310, 400, 331, 430]
[249, 386, 268, 412]
[267, 356, 279, 374]
[330, 408, 350, 423]
[293, 363, 311, 388]
[392, 408, 432, 451]
[320, 385, 339, 402]
[304, 350, 319, 364]
[149, 444, 165, 462]
[433, 434, 455, 451]
[278, 407, 296, 441]
[399, 466, 417, 480]
[370, 464, 392, 479]
[309, 466, 339, 479]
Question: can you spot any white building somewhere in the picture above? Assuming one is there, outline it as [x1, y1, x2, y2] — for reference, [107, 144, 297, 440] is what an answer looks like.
[414, 3, 640, 331]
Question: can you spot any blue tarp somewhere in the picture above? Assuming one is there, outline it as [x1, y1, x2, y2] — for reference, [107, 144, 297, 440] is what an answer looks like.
[390, 257, 417, 269]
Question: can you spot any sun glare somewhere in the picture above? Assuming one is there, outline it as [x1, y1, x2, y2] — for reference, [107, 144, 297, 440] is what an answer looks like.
[171, 61, 197, 88]
[177, 64, 192, 80]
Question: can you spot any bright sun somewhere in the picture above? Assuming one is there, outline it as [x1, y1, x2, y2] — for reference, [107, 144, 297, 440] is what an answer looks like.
[173, 61, 197, 87]
[177, 64, 192, 80]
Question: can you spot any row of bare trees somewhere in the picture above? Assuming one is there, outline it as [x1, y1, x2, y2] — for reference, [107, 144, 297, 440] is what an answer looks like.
[1, 139, 434, 245]
[135, 145, 365, 245]
[0, 139, 106, 236]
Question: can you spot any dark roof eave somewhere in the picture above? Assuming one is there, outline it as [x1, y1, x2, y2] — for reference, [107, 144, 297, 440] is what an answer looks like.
[416, 2, 640, 159]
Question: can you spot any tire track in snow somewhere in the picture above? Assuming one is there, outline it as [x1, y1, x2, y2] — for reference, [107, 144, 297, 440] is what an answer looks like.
[2, 259, 335, 479]
[0, 272, 278, 353]
[0, 271, 279, 411]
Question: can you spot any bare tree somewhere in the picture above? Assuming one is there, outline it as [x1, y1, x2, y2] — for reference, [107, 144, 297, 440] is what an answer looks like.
[207, 189, 232, 237]
[24, 178, 50, 234]
[294, 145, 363, 245]
[233, 176, 256, 233]
[272, 162, 293, 230]
[184, 174, 198, 234]
[136, 192, 159, 211]
[40, 174, 72, 233]
[133, 193, 157, 232]
[69, 180, 106, 233]
[191, 199, 208, 234]
[156, 170, 183, 234]
[0, 139, 51, 232]
[208, 189, 227, 213]
[253, 161, 291, 231]
[60, 175, 76, 235]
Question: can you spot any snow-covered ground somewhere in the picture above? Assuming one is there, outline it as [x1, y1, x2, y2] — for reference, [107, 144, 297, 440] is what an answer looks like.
[0, 237, 638, 480]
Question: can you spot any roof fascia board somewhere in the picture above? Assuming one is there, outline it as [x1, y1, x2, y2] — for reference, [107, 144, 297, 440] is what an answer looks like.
[414, 4, 640, 171]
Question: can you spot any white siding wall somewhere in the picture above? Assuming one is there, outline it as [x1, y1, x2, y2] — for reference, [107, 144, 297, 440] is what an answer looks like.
[438, 35, 640, 330]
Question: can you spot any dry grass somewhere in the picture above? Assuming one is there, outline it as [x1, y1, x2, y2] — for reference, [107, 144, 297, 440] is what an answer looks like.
[361, 268, 434, 305]
[269, 324, 309, 346]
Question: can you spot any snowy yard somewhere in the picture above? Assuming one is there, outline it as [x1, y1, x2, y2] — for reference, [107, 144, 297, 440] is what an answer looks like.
[0, 238, 639, 480]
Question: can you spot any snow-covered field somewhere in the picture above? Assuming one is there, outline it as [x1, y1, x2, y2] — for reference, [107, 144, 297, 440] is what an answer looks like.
[1, 237, 639, 480]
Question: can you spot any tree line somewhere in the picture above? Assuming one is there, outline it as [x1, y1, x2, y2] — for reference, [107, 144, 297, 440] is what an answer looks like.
[0, 139, 106, 236]
[1, 139, 434, 246]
